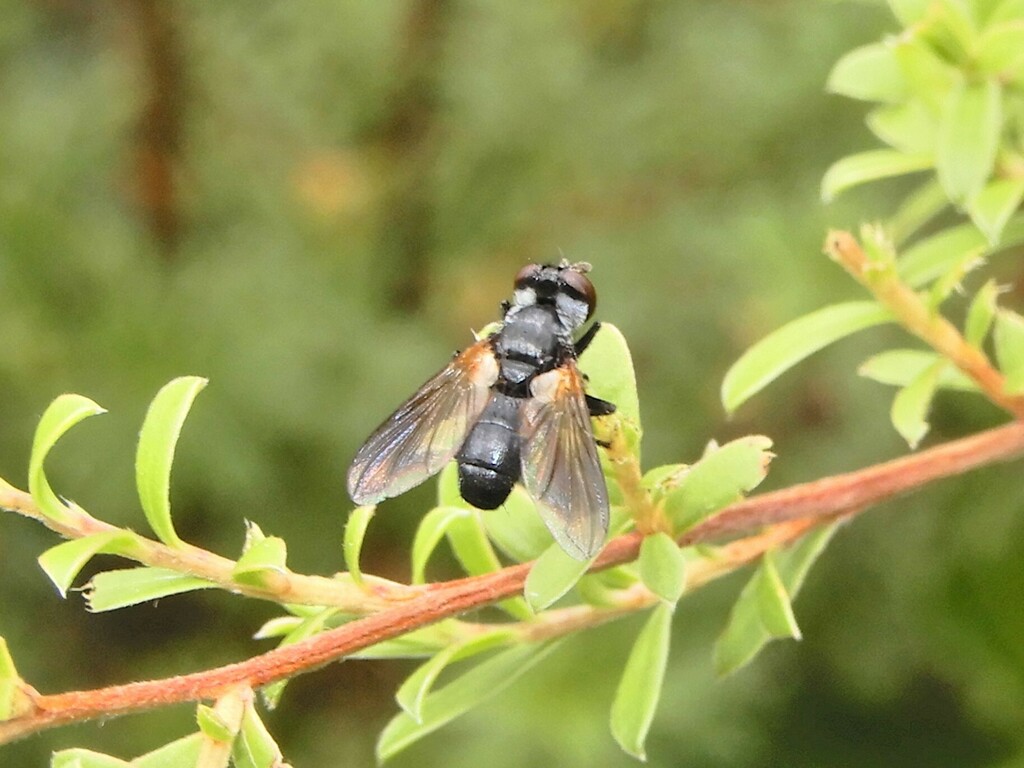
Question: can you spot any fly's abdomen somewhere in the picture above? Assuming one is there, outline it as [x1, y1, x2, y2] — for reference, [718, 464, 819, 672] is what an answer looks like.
[455, 393, 521, 509]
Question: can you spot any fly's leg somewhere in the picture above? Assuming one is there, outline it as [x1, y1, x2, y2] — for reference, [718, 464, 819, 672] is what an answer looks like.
[574, 321, 602, 356]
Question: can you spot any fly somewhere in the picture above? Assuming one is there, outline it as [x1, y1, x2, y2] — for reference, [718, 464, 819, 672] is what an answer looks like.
[346, 261, 615, 559]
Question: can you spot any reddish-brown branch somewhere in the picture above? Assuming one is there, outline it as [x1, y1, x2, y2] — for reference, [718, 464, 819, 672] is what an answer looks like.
[4, 420, 1024, 743]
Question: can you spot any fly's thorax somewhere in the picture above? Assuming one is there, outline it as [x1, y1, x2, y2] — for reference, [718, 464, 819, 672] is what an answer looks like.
[509, 285, 590, 333]
[494, 304, 571, 389]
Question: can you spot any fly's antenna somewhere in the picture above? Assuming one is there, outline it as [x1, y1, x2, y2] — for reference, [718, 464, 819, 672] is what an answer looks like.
[554, 254, 592, 274]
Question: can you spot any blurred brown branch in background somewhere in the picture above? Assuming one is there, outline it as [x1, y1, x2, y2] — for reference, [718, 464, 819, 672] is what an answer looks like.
[124, 0, 184, 256]
[374, 0, 451, 314]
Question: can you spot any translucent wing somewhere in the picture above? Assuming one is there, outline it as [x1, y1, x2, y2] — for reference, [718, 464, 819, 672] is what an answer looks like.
[520, 361, 610, 560]
[347, 341, 499, 504]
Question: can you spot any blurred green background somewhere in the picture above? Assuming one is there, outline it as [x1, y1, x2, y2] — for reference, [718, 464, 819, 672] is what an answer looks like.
[3, 1, 1024, 766]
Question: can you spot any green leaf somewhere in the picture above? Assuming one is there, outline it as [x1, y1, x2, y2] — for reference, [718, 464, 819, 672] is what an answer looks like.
[260, 607, 339, 708]
[888, 0, 930, 25]
[866, 101, 939, 154]
[975, 20, 1024, 75]
[988, 0, 1024, 25]
[936, 80, 1002, 203]
[893, 36, 957, 107]
[968, 178, 1024, 245]
[919, 0, 978, 65]
[51, 750, 130, 768]
[351, 625, 453, 660]
[756, 551, 802, 639]
[29, 394, 106, 525]
[721, 302, 894, 413]
[136, 376, 208, 548]
[133, 733, 205, 768]
[0, 636, 33, 721]
[577, 565, 641, 607]
[38, 531, 139, 598]
[84, 567, 215, 612]
[480, 485, 553, 563]
[232, 536, 287, 588]
[858, 349, 978, 391]
[253, 616, 303, 640]
[343, 505, 375, 587]
[994, 309, 1024, 392]
[965, 279, 1000, 347]
[662, 436, 773, 530]
[577, 321, 642, 454]
[232, 703, 286, 768]
[396, 630, 514, 723]
[898, 220, 987, 286]
[891, 359, 945, 448]
[887, 178, 949, 245]
[377, 640, 563, 762]
[638, 533, 686, 605]
[927, 247, 986, 309]
[609, 603, 673, 761]
[826, 42, 907, 103]
[714, 524, 837, 676]
[821, 149, 933, 203]
[411, 505, 470, 585]
[196, 704, 235, 743]
[524, 542, 594, 611]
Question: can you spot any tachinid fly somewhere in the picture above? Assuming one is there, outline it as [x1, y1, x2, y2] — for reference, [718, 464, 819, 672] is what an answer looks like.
[346, 261, 615, 559]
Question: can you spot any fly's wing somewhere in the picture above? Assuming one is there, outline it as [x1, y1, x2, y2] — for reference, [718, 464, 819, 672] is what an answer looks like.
[520, 360, 610, 560]
[347, 341, 499, 505]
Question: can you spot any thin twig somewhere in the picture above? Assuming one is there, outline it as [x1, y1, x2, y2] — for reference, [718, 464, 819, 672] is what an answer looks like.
[824, 230, 1024, 419]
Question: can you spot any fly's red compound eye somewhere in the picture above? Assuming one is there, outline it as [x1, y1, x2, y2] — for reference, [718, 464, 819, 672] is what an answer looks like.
[562, 267, 597, 319]
[514, 263, 542, 288]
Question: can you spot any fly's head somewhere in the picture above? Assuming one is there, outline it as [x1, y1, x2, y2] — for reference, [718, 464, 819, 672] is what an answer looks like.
[511, 260, 597, 332]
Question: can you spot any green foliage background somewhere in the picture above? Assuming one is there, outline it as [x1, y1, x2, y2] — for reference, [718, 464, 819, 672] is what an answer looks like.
[2, 1, 1022, 765]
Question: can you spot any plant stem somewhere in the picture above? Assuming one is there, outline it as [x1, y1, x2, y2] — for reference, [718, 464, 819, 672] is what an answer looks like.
[0, 483, 408, 614]
[824, 229, 1024, 419]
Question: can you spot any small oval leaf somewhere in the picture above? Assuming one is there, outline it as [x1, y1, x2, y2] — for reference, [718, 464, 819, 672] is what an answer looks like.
[967, 178, 1024, 245]
[232, 702, 286, 768]
[578, 322, 642, 454]
[891, 359, 945, 449]
[38, 531, 139, 598]
[376, 641, 563, 762]
[84, 567, 215, 612]
[936, 80, 1002, 203]
[995, 309, 1024, 393]
[232, 536, 288, 588]
[51, 750, 132, 768]
[638, 533, 686, 604]
[663, 436, 773, 530]
[756, 551, 802, 639]
[965, 279, 1000, 348]
[132, 733, 205, 768]
[524, 543, 594, 612]
[722, 302, 894, 414]
[395, 630, 514, 723]
[821, 149, 933, 203]
[343, 505, 375, 587]
[610, 603, 673, 761]
[866, 101, 938, 154]
[826, 42, 907, 103]
[411, 505, 470, 585]
[858, 349, 978, 391]
[714, 524, 837, 676]
[29, 394, 106, 524]
[135, 376, 208, 548]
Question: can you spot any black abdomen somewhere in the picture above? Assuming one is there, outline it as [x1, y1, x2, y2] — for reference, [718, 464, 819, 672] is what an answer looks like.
[455, 393, 521, 509]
